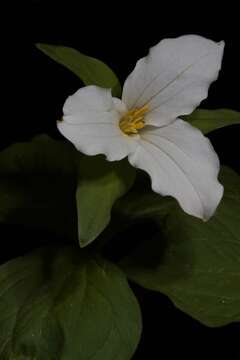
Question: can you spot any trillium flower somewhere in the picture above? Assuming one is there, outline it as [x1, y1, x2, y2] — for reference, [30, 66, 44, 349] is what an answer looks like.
[58, 35, 225, 220]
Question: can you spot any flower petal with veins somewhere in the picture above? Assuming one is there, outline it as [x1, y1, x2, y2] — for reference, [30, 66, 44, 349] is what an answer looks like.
[128, 119, 223, 220]
[58, 85, 137, 161]
[122, 35, 224, 127]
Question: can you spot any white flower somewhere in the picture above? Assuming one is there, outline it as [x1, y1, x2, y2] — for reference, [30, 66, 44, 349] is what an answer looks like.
[58, 35, 225, 220]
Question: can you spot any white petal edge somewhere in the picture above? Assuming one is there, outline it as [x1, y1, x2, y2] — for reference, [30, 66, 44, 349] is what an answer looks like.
[58, 85, 137, 161]
[128, 119, 223, 220]
[122, 35, 224, 127]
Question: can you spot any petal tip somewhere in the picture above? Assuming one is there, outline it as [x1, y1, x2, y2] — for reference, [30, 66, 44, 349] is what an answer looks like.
[218, 40, 225, 47]
[217, 40, 225, 58]
[202, 182, 224, 221]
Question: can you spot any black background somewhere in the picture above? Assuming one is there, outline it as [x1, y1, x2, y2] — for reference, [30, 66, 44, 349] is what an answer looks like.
[2, 1, 240, 359]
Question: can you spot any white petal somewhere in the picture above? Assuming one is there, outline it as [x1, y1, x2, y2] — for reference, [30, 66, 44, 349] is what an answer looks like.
[122, 35, 224, 127]
[113, 97, 128, 115]
[128, 119, 223, 220]
[58, 85, 137, 161]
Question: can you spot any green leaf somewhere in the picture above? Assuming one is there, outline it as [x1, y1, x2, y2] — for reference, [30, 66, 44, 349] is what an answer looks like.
[184, 109, 240, 134]
[36, 43, 122, 97]
[0, 136, 136, 246]
[0, 246, 141, 360]
[117, 167, 240, 326]
[76, 155, 136, 247]
[0, 135, 78, 240]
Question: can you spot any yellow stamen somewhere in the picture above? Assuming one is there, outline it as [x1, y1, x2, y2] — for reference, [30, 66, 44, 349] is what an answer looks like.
[119, 105, 149, 135]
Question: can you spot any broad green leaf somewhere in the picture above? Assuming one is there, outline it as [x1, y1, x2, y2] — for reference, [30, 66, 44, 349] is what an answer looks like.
[117, 167, 240, 326]
[0, 136, 135, 247]
[36, 43, 122, 97]
[0, 135, 78, 240]
[0, 246, 141, 360]
[184, 109, 240, 134]
[76, 155, 136, 247]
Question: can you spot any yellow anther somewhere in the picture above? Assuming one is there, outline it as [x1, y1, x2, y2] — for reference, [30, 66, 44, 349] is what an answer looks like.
[119, 105, 149, 135]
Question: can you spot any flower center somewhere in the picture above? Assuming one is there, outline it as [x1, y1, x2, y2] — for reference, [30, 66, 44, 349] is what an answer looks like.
[119, 105, 149, 135]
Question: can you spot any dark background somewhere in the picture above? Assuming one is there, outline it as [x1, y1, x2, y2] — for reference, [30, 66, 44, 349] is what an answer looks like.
[2, 1, 240, 359]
